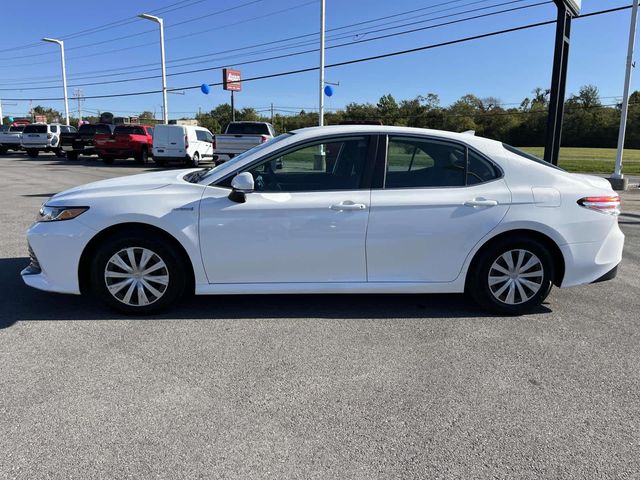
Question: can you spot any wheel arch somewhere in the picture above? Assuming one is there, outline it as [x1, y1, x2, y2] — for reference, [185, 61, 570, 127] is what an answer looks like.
[78, 222, 196, 295]
[465, 229, 566, 289]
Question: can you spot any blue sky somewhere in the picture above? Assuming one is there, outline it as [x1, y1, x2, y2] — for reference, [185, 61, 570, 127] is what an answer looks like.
[0, 0, 636, 120]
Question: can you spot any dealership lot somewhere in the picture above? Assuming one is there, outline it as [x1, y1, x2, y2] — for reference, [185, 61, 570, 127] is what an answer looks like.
[1, 153, 639, 478]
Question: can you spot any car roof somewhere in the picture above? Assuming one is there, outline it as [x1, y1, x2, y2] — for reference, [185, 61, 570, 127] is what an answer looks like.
[289, 125, 502, 152]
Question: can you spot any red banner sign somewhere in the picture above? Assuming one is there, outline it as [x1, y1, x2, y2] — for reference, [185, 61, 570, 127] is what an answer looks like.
[223, 68, 241, 92]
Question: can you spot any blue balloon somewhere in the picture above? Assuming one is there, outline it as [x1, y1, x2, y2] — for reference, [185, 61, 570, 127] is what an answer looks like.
[324, 85, 333, 97]
[201, 83, 210, 95]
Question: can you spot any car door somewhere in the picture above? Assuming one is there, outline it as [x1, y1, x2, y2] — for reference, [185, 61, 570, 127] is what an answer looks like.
[199, 135, 377, 284]
[366, 135, 511, 283]
[196, 129, 212, 159]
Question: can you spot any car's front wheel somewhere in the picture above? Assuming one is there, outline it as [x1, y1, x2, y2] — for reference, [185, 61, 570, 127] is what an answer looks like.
[468, 236, 554, 315]
[90, 231, 187, 314]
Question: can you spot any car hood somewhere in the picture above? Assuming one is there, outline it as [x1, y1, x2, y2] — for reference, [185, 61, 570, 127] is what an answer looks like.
[48, 168, 201, 204]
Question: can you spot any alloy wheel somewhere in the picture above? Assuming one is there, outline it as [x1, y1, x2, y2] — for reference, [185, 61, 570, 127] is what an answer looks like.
[104, 247, 169, 306]
[488, 249, 544, 305]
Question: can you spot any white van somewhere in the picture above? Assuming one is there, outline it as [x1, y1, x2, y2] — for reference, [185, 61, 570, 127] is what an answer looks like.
[152, 124, 214, 167]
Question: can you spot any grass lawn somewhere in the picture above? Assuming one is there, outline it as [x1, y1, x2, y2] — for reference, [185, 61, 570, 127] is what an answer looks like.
[518, 147, 640, 175]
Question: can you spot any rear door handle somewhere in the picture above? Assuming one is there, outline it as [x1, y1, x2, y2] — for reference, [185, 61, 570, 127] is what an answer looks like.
[330, 201, 367, 211]
[464, 198, 498, 207]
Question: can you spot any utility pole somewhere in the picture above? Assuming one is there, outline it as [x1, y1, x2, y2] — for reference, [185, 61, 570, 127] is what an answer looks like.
[610, 0, 638, 191]
[0, 99, 3, 125]
[74, 88, 84, 124]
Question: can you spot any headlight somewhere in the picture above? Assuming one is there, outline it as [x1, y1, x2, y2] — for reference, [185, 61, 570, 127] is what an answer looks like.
[38, 205, 89, 222]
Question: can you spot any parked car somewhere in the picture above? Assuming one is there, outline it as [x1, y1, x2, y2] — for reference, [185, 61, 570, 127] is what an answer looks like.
[94, 124, 154, 164]
[0, 124, 27, 154]
[213, 121, 275, 164]
[152, 124, 214, 167]
[21, 123, 76, 158]
[60, 123, 114, 160]
[22, 125, 624, 315]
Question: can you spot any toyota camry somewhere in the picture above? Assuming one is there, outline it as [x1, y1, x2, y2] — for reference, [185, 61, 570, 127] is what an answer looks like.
[22, 125, 624, 315]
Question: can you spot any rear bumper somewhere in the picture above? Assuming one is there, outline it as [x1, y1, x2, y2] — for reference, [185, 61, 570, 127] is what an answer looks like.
[560, 222, 625, 288]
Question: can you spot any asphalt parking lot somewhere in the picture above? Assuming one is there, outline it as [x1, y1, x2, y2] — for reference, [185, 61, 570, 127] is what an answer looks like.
[0, 152, 639, 479]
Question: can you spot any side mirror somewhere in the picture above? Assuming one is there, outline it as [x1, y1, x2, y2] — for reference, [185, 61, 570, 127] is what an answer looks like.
[228, 172, 254, 203]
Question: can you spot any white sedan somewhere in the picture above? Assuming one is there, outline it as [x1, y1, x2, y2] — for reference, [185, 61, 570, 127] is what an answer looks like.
[22, 125, 624, 315]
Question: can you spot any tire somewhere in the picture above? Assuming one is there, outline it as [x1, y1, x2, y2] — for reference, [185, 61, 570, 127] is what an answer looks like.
[135, 148, 148, 164]
[67, 151, 78, 161]
[188, 152, 200, 167]
[102, 156, 114, 165]
[0, 146, 7, 155]
[90, 230, 187, 315]
[467, 235, 554, 315]
[55, 148, 65, 158]
[26, 149, 39, 158]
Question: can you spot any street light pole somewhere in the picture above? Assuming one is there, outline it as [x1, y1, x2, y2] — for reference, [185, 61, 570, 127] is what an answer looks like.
[318, 0, 325, 127]
[610, 0, 639, 191]
[139, 14, 168, 124]
[42, 38, 69, 126]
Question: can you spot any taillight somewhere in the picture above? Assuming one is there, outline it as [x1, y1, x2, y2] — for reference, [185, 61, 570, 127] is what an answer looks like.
[184, 134, 189, 149]
[577, 195, 620, 215]
[260, 135, 269, 143]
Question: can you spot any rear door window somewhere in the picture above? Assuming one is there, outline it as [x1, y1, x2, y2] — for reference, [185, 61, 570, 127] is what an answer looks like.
[23, 125, 48, 134]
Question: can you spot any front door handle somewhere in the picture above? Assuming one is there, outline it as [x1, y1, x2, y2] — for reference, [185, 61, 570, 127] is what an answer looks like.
[464, 198, 498, 208]
[330, 201, 367, 211]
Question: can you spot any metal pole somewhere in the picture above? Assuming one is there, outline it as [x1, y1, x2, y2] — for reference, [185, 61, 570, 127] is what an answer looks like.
[319, 0, 325, 127]
[231, 91, 235, 122]
[612, 0, 639, 181]
[60, 41, 69, 126]
[0, 100, 3, 125]
[139, 14, 168, 124]
[42, 38, 70, 125]
[158, 18, 168, 124]
[544, 3, 571, 165]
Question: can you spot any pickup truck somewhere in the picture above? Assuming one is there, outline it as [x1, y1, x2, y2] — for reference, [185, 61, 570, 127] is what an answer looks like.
[213, 121, 275, 164]
[94, 124, 154, 164]
[0, 124, 26, 154]
[60, 123, 114, 160]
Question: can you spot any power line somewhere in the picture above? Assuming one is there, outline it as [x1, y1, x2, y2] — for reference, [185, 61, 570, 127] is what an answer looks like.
[1, 4, 631, 102]
[0, 0, 548, 91]
[0, 0, 522, 82]
[0, 0, 508, 69]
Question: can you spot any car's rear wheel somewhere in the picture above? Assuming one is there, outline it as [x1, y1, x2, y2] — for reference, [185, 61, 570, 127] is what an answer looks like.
[26, 149, 39, 158]
[468, 236, 554, 315]
[90, 231, 187, 314]
[135, 148, 148, 164]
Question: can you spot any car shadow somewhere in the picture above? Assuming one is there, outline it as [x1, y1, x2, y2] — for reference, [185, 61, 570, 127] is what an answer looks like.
[0, 257, 551, 329]
[8, 152, 213, 169]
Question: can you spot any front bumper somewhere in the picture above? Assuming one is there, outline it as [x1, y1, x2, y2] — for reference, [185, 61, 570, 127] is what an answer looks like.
[21, 218, 96, 294]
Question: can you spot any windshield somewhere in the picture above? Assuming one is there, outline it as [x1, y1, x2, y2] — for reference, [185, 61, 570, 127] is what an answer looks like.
[502, 144, 565, 171]
[199, 133, 292, 182]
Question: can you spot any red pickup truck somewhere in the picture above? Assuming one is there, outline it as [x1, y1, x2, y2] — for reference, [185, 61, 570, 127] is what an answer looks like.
[94, 124, 154, 164]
